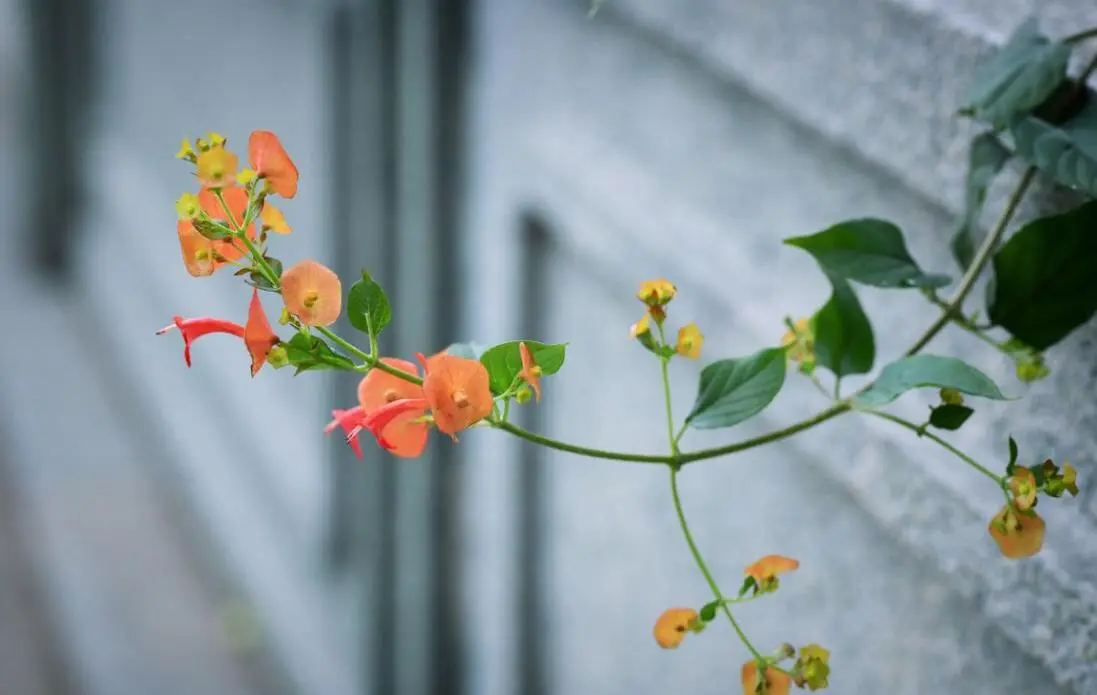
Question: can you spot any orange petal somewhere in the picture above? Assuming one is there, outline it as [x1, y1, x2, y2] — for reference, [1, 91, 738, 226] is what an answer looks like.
[244, 288, 280, 376]
[358, 358, 423, 410]
[741, 661, 791, 695]
[177, 221, 217, 277]
[260, 202, 292, 234]
[518, 342, 542, 401]
[248, 130, 299, 199]
[417, 352, 493, 437]
[988, 505, 1045, 559]
[653, 607, 698, 649]
[280, 259, 343, 326]
[744, 554, 800, 582]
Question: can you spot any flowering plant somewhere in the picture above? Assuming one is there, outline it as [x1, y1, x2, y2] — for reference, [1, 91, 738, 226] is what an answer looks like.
[160, 17, 1097, 693]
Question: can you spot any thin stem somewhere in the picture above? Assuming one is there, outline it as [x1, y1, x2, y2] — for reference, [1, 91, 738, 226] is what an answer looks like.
[904, 167, 1036, 357]
[670, 467, 761, 660]
[925, 295, 1009, 352]
[489, 419, 667, 463]
[316, 326, 372, 365]
[678, 402, 851, 465]
[1064, 27, 1097, 44]
[862, 409, 1004, 484]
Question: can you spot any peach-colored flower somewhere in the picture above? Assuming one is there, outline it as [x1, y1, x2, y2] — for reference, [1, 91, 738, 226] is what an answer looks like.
[357, 358, 429, 458]
[653, 607, 699, 649]
[745, 555, 800, 584]
[988, 504, 1045, 559]
[281, 260, 343, 326]
[518, 342, 542, 401]
[416, 351, 493, 439]
[741, 660, 791, 695]
[244, 289, 280, 377]
[1009, 467, 1037, 511]
[249, 130, 299, 199]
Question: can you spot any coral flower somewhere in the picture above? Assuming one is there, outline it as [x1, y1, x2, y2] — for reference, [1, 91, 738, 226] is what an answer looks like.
[260, 202, 292, 234]
[325, 408, 367, 459]
[416, 351, 493, 439]
[988, 504, 1045, 559]
[741, 660, 791, 695]
[357, 358, 429, 458]
[176, 186, 255, 276]
[653, 607, 699, 649]
[177, 222, 220, 277]
[249, 130, 299, 199]
[156, 316, 245, 367]
[281, 260, 343, 326]
[518, 342, 542, 401]
[244, 289, 280, 377]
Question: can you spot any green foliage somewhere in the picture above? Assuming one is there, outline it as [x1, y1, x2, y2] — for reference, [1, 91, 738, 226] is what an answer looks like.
[951, 133, 1012, 270]
[243, 256, 282, 293]
[856, 355, 1008, 407]
[812, 278, 875, 377]
[283, 332, 356, 374]
[1010, 99, 1097, 197]
[479, 340, 568, 395]
[193, 217, 233, 241]
[960, 18, 1071, 129]
[785, 219, 950, 289]
[1006, 436, 1020, 476]
[685, 347, 787, 430]
[987, 201, 1097, 350]
[928, 404, 975, 431]
[346, 270, 392, 338]
[699, 600, 719, 623]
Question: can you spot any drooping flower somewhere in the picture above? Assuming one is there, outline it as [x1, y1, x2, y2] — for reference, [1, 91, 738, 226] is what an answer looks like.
[195, 145, 239, 189]
[636, 278, 676, 306]
[260, 202, 292, 234]
[361, 397, 431, 452]
[741, 660, 791, 695]
[744, 554, 800, 593]
[156, 316, 245, 367]
[177, 221, 219, 277]
[987, 504, 1045, 559]
[676, 323, 704, 359]
[518, 342, 542, 401]
[653, 607, 700, 649]
[357, 358, 429, 458]
[1008, 467, 1038, 511]
[281, 260, 343, 326]
[249, 130, 299, 199]
[324, 408, 367, 459]
[244, 289, 280, 377]
[416, 351, 493, 439]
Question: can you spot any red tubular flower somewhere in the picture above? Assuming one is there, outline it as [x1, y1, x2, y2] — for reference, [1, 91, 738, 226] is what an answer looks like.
[324, 407, 367, 459]
[156, 316, 245, 367]
[362, 397, 430, 452]
[244, 289, 280, 376]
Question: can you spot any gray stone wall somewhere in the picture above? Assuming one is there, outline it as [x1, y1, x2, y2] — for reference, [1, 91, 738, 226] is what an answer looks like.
[460, 1, 1097, 693]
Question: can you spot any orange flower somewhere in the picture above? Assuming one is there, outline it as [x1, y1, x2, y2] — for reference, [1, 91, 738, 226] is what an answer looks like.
[416, 351, 493, 439]
[177, 221, 219, 277]
[356, 358, 429, 458]
[630, 312, 651, 338]
[988, 504, 1045, 559]
[653, 607, 699, 649]
[637, 278, 676, 306]
[676, 323, 703, 359]
[195, 145, 238, 189]
[745, 554, 800, 593]
[249, 130, 299, 199]
[260, 202, 292, 234]
[281, 260, 343, 326]
[1009, 467, 1037, 511]
[156, 316, 245, 368]
[244, 289, 280, 377]
[518, 342, 542, 401]
[741, 660, 791, 695]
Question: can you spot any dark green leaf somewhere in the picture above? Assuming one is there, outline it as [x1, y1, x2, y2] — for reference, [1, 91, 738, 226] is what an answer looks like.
[1009, 99, 1097, 197]
[192, 217, 233, 241]
[856, 355, 1008, 407]
[785, 219, 950, 289]
[1006, 436, 1020, 475]
[244, 257, 283, 293]
[737, 576, 756, 598]
[951, 133, 1012, 270]
[283, 332, 356, 373]
[685, 347, 786, 430]
[699, 601, 718, 623]
[346, 271, 392, 338]
[929, 404, 975, 431]
[987, 200, 1097, 350]
[961, 18, 1071, 129]
[479, 341, 567, 395]
[812, 278, 875, 377]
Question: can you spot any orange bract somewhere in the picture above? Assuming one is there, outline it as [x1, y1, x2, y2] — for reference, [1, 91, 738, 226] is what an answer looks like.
[244, 289, 280, 377]
[741, 660, 791, 695]
[416, 352, 493, 439]
[249, 131, 299, 199]
[357, 358, 429, 458]
[281, 259, 343, 326]
[988, 504, 1045, 559]
[518, 342, 542, 401]
[745, 555, 800, 582]
[653, 607, 698, 649]
[260, 202, 292, 234]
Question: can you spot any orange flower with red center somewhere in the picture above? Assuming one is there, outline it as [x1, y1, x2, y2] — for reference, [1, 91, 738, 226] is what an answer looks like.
[281, 260, 343, 326]
[653, 607, 700, 649]
[744, 554, 800, 593]
[243, 289, 280, 376]
[249, 131, 299, 199]
[741, 660, 791, 695]
[356, 358, 429, 458]
[518, 342, 542, 401]
[416, 351, 493, 439]
[988, 504, 1045, 559]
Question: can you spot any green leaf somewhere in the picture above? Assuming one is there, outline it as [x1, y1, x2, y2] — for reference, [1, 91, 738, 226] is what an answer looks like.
[245, 257, 283, 293]
[950, 133, 1012, 270]
[479, 341, 568, 395]
[986, 201, 1097, 350]
[346, 271, 392, 338]
[1006, 436, 1020, 476]
[192, 217, 233, 241]
[1009, 100, 1097, 197]
[812, 278, 875, 377]
[785, 219, 950, 289]
[856, 355, 1008, 407]
[283, 332, 356, 373]
[685, 347, 787, 430]
[699, 601, 718, 623]
[961, 17, 1071, 129]
[736, 576, 756, 598]
[929, 404, 975, 431]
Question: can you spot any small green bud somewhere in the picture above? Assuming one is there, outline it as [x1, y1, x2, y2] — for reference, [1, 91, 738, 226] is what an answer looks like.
[268, 345, 289, 369]
[939, 387, 963, 406]
[515, 386, 532, 405]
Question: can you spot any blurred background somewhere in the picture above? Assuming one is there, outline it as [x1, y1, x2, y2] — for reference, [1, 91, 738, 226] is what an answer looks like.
[1, 0, 1096, 694]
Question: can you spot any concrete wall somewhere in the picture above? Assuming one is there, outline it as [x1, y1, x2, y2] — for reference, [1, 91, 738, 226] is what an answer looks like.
[459, 1, 1097, 693]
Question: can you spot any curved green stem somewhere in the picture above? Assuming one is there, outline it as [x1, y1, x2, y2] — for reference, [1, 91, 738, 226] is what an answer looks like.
[924, 294, 1010, 352]
[1064, 27, 1097, 44]
[862, 408, 1004, 485]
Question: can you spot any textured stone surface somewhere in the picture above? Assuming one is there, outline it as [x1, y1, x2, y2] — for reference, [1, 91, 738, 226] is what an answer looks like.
[460, 0, 1096, 693]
